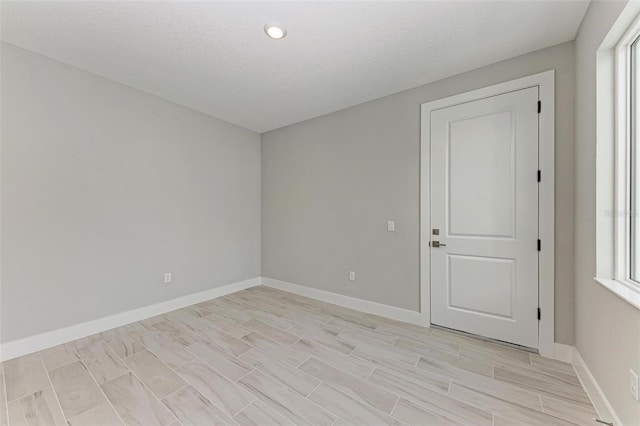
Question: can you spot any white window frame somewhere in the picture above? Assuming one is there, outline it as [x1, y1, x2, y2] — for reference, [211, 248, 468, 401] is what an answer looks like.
[613, 18, 635, 285]
[594, 6, 640, 311]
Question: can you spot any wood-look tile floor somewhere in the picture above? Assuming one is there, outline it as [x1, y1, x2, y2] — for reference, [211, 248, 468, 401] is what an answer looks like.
[0, 286, 597, 426]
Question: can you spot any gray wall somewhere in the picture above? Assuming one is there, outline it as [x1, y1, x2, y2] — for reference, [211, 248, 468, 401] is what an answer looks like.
[574, 2, 640, 425]
[262, 41, 576, 344]
[0, 43, 262, 343]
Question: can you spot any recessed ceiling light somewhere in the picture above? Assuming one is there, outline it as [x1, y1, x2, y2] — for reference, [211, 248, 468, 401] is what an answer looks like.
[264, 22, 287, 40]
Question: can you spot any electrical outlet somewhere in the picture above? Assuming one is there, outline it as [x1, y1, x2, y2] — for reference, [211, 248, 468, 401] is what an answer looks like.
[164, 273, 172, 284]
[631, 369, 639, 402]
[349, 271, 356, 281]
[387, 221, 395, 232]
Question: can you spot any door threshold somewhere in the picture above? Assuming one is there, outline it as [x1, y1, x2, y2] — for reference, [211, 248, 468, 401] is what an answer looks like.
[430, 324, 539, 354]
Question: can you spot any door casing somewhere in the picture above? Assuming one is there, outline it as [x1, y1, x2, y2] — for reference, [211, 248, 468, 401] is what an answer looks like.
[419, 70, 555, 357]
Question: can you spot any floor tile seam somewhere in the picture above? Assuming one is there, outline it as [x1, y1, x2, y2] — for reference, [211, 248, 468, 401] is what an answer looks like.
[316, 379, 404, 422]
[111, 353, 181, 425]
[42, 352, 125, 426]
[181, 344, 257, 384]
[244, 371, 339, 425]
[81, 363, 137, 426]
[228, 395, 259, 419]
[159, 383, 189, 402]
[39, 353, 70, 422]
[450, 379, 552, 415]
[389, 393, 401, 415]
[170, 357, 256, 422]
[5, 381, 52, 405]
[365, 366, 466, 417]
[494, 364, 589, 388]
[538, 394, 545, 413]
[492, 375, 595, 408]
[384, 377, 471, 418]
[303, 379, 375, 426]
[302, 357, 418, 418]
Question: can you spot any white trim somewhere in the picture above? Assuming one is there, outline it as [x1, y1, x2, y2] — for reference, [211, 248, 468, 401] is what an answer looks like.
[0, 277, 261, 361]
[594, 277, 640, 310]
[261, 277, 426, 326]
[571, 347, 622, 426]
[552, 343, 573, 364]
[420, 70, 556, 357]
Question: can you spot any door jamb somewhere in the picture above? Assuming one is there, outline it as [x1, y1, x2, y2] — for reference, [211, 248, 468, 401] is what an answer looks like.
[419, 70, 555, 357]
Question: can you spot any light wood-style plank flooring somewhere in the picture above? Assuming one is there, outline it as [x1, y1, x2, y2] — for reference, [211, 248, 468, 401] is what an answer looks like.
[1, 286, 596, 425]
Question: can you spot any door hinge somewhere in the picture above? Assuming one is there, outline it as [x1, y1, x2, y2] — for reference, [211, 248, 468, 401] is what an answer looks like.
[537, 239, 541, 251]
[537, 170, 541, 182]
[538, 101, 541, 113]
[537, 307, 541, 320]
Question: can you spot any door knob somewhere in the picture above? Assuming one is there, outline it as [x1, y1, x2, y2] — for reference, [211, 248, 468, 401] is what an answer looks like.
[431, 241, 446, 248]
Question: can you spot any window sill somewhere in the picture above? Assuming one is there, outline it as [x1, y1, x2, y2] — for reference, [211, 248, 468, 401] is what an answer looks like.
[593, 278, 640, 311]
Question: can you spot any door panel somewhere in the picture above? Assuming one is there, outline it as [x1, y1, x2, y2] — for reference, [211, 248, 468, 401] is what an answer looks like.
[449, 111, 514, 238]
[430, 87, 539, 349]
[448, 254, 515, 318]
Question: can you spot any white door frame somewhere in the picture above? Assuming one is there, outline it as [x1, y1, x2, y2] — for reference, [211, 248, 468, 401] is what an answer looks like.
[419, 70, 555, 357]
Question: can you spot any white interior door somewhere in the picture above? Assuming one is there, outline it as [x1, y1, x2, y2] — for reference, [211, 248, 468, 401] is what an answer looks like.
[429, 87, 539, 349]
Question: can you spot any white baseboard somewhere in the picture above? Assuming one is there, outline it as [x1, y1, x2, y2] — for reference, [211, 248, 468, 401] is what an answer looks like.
[571, 347, 622, 426]
[551, 344, 620, 425]
[261, 277, 426, 326]
[553, 343, 574, 363]
[0, 277, 261, 362]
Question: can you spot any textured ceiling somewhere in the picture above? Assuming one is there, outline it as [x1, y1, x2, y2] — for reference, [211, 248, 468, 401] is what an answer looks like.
[1, 1, 589, 133]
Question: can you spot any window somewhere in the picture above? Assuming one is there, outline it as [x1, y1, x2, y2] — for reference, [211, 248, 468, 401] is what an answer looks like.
[621, 32, 640, 287]
[593, 8, 640, 311]
[615, 29, 640, 289]
[596, 10, 640, 309]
